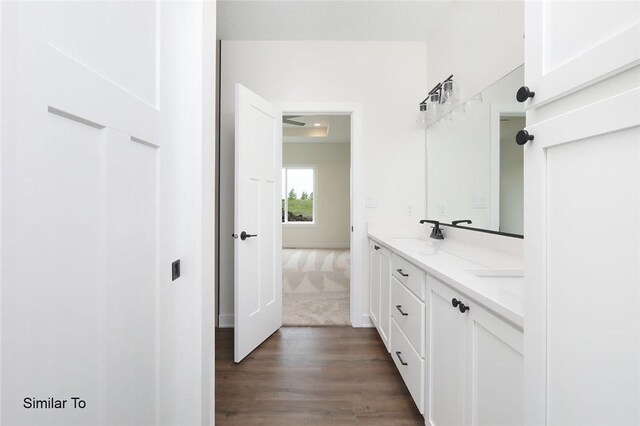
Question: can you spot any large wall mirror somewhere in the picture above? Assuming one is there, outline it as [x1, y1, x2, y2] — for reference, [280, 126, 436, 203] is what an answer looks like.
[426, 65, 525, 237]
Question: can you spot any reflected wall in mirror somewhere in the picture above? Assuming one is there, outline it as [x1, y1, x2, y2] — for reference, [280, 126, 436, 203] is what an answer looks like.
[426, 65, 524, 236]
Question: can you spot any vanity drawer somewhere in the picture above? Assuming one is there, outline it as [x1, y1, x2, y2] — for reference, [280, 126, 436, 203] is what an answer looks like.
[391, 318, 424, 413]
[391, 254, 425, 300]
[391, 276, 425, 357]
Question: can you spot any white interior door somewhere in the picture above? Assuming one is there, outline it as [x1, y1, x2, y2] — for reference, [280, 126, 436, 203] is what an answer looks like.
[1, 2, 163, 424]
[234, 84, 282, 363]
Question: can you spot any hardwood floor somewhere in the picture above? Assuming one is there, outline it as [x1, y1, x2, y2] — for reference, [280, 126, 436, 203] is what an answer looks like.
[216, 327, 424, 425]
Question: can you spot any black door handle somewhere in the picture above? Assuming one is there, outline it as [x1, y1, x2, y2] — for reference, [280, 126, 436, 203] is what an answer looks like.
[240, 231, 257, 241]
[396, 269, 409, 277]
[395, 351, 408, 366]
[396, 305, 408, 316]
[516, 129, 534, 146]
[516, 86, 535, 102]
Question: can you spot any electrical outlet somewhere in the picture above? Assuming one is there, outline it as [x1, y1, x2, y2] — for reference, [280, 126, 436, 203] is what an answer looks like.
[405, 204, 414, 216]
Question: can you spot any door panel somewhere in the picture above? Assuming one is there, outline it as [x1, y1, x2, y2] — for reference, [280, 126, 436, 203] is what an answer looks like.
[379, 247, 391, 349]
[369, 242, 380, 327]
[466, 303, 523, 426]
[234, 84, 282, 363]
[546, 127, 640, 425]
[2, 2, 161, 424]
[427, 278, 466, 426]
[526, 0, 640, 106]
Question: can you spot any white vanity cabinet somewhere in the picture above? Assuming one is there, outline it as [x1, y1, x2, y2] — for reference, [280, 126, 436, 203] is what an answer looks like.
[390, 253, 427, 413]
[369, 240, 391, 350]
[426, 275, 523, 426]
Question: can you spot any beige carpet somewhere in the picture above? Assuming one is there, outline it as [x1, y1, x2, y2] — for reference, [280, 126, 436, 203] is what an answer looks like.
[282, 248, 350, 326]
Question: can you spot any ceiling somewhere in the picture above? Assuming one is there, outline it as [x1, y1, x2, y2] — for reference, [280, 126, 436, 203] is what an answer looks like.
[283, 114, 351, 143]
[217, 1, 453, 41]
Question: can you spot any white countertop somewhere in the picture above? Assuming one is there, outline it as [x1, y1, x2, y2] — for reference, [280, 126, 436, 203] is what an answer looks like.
[368, 231, 524, 328]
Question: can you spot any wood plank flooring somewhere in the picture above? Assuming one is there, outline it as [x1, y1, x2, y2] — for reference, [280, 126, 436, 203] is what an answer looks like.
[216, 327, 424, 425]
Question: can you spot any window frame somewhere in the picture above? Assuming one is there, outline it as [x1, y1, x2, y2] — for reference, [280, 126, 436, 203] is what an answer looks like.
[282, 165, 317, 226]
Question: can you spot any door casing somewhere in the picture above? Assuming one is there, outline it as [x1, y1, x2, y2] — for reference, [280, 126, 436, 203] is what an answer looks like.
[280, 102, 365, 327]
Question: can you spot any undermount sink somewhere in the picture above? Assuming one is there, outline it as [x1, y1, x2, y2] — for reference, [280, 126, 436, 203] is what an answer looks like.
[466, 269, 524, 278]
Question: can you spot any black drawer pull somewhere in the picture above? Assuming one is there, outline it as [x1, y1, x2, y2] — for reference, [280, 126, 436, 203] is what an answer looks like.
[395, 351, 408, 366]
[396, 305, 408, 316]
[374, 245, 380, 250]
[396, 269, 409, 277]
[458, 303, 470, 313]
[452, 298, 461, 308]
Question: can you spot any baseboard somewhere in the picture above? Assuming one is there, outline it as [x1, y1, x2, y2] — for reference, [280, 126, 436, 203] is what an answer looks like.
[283, 243, 350, 249]
[353, 314, 374, 328]
[218, 314, 234, 328]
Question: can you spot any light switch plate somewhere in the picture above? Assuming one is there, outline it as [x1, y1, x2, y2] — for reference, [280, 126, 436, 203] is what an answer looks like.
[474, 194, 487, 209]
[366, 197, 379, 208]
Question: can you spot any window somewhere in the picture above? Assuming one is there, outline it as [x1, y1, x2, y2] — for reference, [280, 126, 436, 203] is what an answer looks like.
[282, 167, 314, 223]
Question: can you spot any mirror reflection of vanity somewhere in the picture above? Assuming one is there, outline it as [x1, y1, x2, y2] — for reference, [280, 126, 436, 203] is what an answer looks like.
[426, 65, 525, 237]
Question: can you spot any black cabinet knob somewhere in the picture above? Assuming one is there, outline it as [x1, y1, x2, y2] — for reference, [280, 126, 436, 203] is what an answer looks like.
[458, 303, 470, 313]
[374, 245, 380, 250]
[516, 129, 534, 145]
[516, 86, 535, 102]
[451, 298, 461, 308]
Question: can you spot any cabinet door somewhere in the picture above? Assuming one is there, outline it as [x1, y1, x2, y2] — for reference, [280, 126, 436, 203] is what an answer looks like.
[369, 241, 380, 327]
[525, 2, 640, 424]
[378, 247, 391, 349]
[526, 1, 640, 107]
[426, 277, 466, 426]
[465, 304, 523, 426]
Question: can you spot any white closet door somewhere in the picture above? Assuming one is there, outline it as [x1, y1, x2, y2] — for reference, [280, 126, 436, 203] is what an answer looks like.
[1, 2, 162, 424]
[524, 2, 640, 424]
[525, 0, 640, 106]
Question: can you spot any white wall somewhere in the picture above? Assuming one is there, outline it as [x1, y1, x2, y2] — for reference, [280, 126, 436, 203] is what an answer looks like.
[283, 142, 350, 249]
[158, 3, 215, 425]
[219, 41, 427, 327]
[426, 1, 524, 103]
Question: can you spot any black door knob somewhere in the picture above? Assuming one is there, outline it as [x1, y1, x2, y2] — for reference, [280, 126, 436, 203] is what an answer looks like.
[240, 231, 257, 241]
[451, 298, 461, 308]
[516, 86, 535, 102]
[516, 129, 534, 145]
[458, 303, 470, 313]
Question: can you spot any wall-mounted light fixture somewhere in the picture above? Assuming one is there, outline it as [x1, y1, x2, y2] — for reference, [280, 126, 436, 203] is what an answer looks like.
[418, 74, 474, 128]
[417, 80, 445, 125]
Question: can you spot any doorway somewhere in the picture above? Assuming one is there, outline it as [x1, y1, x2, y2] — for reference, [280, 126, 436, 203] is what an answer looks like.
[281, 114, 351, 326]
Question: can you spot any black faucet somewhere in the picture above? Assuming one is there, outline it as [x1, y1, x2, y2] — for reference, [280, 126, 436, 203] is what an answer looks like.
[419, 220, 444, 240]
[452, 219, 472, 226]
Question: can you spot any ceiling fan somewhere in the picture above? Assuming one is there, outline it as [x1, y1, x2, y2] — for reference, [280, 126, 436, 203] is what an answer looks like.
[283, 115, 306, 126]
